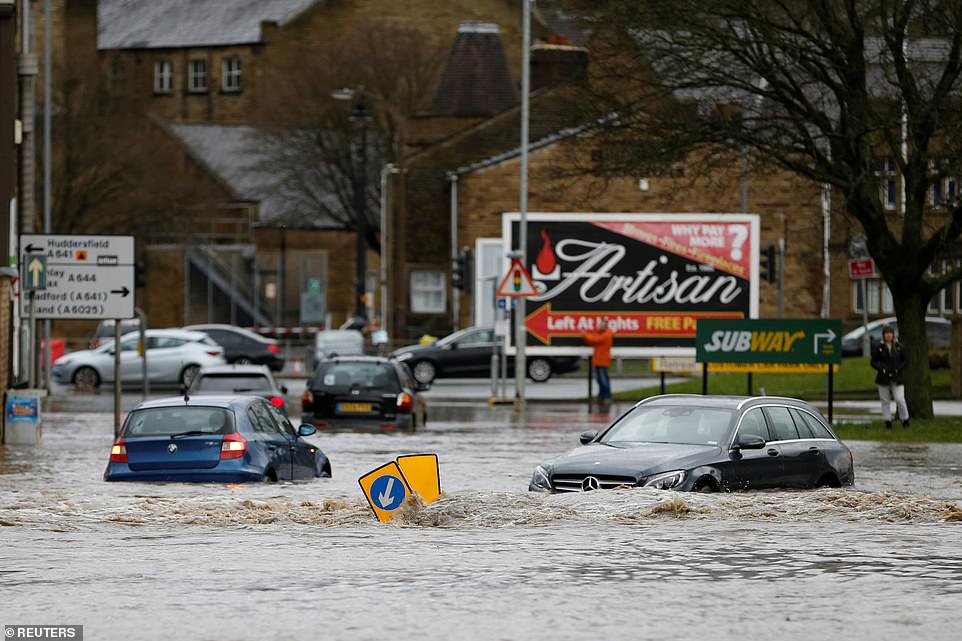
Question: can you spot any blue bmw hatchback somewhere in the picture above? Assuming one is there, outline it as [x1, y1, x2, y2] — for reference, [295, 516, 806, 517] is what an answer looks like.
[104, 395, 331, 482]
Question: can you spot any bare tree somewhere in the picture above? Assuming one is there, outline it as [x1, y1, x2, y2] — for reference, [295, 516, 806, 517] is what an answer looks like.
[255, 21, 448, 250]
[576, 0, 962, 418]
[50, 57, 219, 241]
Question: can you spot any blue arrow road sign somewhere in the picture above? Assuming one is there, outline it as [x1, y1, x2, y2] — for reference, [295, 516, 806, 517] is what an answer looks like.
[370, 474, 406, 510]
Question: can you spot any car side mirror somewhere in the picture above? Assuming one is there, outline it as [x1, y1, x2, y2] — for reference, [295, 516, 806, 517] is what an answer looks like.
[579, 430, 597, 445]
[281, 385, 288, 394]
[733, 434, 766, 451]
[298, 424, 317, 437]
[415, 381, 431, 392]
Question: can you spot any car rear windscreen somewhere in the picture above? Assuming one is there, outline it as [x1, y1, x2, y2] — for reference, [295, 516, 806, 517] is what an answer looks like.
[123, 407, 235, 437]
[313, 362, 399, 393]
[601, 406, 734, 446]
[194, 374, 272, 392]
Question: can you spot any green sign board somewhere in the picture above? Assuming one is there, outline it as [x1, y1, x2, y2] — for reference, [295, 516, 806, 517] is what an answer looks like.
[696, 319, 843, 364]
[22, 255, 47, 291]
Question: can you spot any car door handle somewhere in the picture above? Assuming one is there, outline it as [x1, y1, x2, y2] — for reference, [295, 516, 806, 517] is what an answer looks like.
[767, 448, 780, 457]
[808, 446, 821, 455]
[267, 445, 278, 451]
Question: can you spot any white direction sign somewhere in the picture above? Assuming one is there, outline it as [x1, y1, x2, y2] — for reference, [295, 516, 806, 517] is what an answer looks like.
[19, 234, 135, 319]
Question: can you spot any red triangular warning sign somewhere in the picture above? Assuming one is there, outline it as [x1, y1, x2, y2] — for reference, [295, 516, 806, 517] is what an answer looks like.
[496, 258, 538, 298]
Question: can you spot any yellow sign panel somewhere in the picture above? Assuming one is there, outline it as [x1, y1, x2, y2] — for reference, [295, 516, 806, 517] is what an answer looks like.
[651, 357, 699, 374]
[708, 362, 840, 373]
[358, 461, 412, 523]
[75, 249, 88, 261]
[396, 454, 441, 504]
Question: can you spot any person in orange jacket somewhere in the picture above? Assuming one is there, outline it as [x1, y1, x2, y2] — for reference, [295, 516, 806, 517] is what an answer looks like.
[583, 318, 614, 401]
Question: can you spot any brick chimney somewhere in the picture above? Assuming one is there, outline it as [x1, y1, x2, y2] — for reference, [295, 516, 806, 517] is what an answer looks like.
[432, 22, 518, 117]
[531, 41, 588, 91]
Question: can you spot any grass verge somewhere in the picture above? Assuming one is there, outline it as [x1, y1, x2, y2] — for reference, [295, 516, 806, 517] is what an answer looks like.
[833, 418, 962, 443]
[612, 357, 952, 401]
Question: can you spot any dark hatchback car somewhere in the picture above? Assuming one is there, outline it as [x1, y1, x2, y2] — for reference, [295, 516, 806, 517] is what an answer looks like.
[530, 395, 854, 493]
[188, 364, 290, 415]
[185, 324, 285, 371]
[392, 326, 580, 384]
[302, 356, 428, 431]
[105, 395, 330, 482]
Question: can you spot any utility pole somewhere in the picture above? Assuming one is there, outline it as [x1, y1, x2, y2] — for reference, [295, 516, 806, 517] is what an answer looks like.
[19, 0, 37, 386]
[351, 96, 371, 322]
[42, 0, 51, 391]
[515, 0, 531, 406]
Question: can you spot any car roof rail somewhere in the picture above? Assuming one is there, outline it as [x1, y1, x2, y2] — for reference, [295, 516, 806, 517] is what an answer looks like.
[632, 393, 705, 407]
[736, 395, 806, 409]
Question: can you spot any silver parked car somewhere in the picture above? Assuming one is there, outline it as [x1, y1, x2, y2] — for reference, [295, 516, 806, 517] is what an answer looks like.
[53, 329, 227, 388]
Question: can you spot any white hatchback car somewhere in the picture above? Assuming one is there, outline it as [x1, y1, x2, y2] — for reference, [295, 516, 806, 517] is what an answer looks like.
[53, 329, 227, 388]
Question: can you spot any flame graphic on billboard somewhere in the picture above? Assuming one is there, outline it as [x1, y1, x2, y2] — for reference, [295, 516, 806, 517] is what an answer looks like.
[533, 228, 560, 280]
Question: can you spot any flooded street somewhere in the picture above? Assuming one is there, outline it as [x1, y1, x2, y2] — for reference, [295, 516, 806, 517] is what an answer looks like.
[2, 402, 961, 640]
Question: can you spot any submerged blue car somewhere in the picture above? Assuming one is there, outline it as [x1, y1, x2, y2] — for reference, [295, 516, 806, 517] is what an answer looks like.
[105, 395, 331, 482]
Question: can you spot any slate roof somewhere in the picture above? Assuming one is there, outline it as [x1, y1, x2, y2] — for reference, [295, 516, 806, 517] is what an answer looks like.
[167, 122, 340, 228]
[97, 0, 318, 50]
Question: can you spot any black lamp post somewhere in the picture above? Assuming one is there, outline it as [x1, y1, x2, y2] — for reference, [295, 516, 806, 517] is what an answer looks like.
[350, 95, 372, 321]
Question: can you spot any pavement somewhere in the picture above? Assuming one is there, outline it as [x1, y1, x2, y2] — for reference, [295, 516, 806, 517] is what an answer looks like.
[420, 376, 682, 402]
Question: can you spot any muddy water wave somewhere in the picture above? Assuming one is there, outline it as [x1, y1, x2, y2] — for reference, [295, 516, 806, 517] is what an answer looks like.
[3, 407, 962, 641]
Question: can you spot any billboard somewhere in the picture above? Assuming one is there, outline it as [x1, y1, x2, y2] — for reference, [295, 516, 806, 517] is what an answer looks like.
[502, 213, 760, 356]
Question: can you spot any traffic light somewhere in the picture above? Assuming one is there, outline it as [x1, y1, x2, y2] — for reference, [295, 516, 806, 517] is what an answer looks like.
[452, 247, 472, 291]
[760, 243, 777, 283]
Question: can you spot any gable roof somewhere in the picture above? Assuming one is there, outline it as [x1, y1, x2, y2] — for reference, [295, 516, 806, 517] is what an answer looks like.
[97, 0, 319, 50]
[167, 122, 340, 228]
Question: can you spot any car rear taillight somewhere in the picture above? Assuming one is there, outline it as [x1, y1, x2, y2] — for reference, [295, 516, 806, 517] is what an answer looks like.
[302, 389, 313, 413]
[270, 396, 285, 408]
[396, 392, 413, 413]
[267, 343, 280, 354]
[110, 438, 127, 463]
[206, 350, 222, 357]
[220, 432, 248, 460]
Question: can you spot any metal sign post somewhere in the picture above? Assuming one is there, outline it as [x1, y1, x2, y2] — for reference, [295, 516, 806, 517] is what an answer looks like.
[113, 319, 121, 437]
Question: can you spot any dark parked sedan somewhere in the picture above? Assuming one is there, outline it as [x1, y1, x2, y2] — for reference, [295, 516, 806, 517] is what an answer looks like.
[185, 324, 285, 371]
[105, 395, 330, 482]
[392, 326, 580, 384]
[529, 395, 854, 493]
[302, 356, 427, 431]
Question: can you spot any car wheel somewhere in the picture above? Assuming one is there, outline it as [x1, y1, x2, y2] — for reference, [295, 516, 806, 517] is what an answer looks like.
[263, 468, 277, 483]
[693, 478, 717, 493]
[73, 366, 101, 389]
[235, 357, 253, 365]
[527, 358, 552, 382]
[412, 361, 436, 385]
[411, 414, 417, 430]
[180, 365, 201, 387]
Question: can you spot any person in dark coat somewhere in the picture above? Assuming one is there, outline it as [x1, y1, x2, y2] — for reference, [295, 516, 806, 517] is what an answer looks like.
[870, 324, 909, 428]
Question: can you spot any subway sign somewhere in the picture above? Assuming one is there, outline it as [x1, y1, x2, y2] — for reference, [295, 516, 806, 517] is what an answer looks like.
[696, 319, 843, 364]
[503, 213, 760, 356]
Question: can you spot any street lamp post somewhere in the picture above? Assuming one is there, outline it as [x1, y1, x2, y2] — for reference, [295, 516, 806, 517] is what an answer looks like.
[350, 95, 372, 322]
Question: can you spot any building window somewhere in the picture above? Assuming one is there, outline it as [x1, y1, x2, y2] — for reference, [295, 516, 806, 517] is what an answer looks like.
[877, 157, 898, 211]
[410, 271, 445, 313]
[927, 261, 958, 315]
[188, 59, 208, 93]
[852, 278, 892, 314]
[153, 61, 172, 94]
[222, 56, 241, 92]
